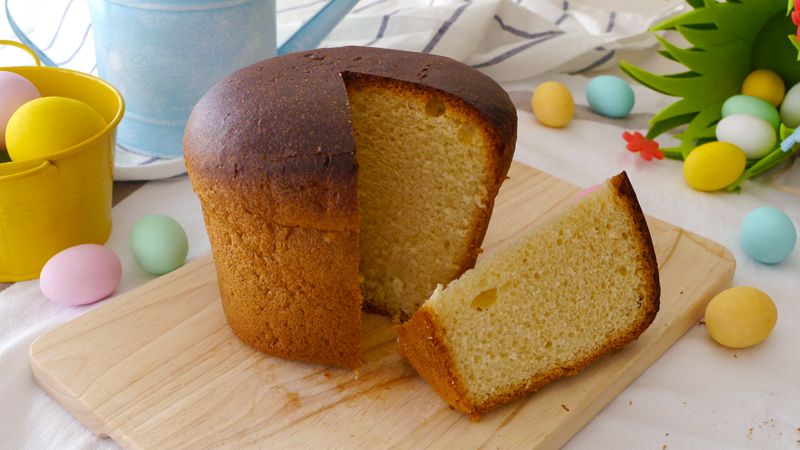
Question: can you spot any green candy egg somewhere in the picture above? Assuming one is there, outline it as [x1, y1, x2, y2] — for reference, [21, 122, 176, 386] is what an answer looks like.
[130, 215, 189, 275]
[721, 95, 780, 130]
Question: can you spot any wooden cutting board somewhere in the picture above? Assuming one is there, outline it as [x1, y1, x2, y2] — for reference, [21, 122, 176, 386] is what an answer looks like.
[30, 163, 735, 449]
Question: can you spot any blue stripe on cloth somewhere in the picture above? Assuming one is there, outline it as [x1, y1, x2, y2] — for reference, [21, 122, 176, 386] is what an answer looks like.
[494, 15, 560, 40]
[568, 49, 615, 74]
[365, 10, 399, 46]
[56, 23, 92, 66]
[554, 0, 569, 25]
[277, 0, 328, 14]
[353, 0, 391, 14]
[471, 31, 564, 68]
[43, 0, 75, 51]
[422, 1, 471, 54]
[606, 11, 616, 32]
[138, 156, 162, 166]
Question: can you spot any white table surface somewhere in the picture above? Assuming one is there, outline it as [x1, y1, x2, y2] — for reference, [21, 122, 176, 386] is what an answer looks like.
[2, 2, 799, 449]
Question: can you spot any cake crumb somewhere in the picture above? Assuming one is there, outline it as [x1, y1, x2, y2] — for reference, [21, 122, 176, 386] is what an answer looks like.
[662, 445, 667, 450]
[747, 427, 754, 439]
[733, 354, 738, 359]
[698, 319, 705, 325]
[682, 401, 687, 405]
[629, 400, 633, 406]
[324, 372, 333, 379]
[561, 404, 570, 412]
[680, 290, 684, 294]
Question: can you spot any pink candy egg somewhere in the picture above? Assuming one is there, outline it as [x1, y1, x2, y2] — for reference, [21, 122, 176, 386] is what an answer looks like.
[40, 244, 122, 306]
[0, 72, 40, 149]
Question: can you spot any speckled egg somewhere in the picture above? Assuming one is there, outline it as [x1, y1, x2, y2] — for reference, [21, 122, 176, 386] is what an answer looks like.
[740, 207, 796, 264]
[705, 286, 777, 348]
[586, 75, 635, 118]
[780, 82, 800, 128]
[683, 142, 746, 192]
[6, 96, 106, 161]
[130, 215, 189, 275]
[40, 244, 122, 306]
[741, 69, 785, 107]
[0, 71, 40, 150]
[722, 95, 780, 130]
[532, 81, 574, 128]
[715, 114, 776, 159]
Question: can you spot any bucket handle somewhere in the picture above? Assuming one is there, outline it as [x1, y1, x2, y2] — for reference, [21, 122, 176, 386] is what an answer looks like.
[0, 39, 42, 67]
[4, 0, 55, 66]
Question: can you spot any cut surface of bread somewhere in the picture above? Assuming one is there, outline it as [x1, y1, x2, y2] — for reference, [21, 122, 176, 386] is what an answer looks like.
[347, 75, 501, 320]
[396, 172, 660, 415]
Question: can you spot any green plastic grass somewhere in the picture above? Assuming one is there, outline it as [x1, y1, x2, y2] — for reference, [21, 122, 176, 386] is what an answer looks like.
[620, 0, 800, 190]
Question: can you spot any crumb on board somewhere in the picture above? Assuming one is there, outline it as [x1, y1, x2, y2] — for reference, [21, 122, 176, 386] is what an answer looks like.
[733, 354, 738, 359]
[286, 392, 301, 407]
[698, 320, 705, 325]
[629, 400, 633, 406]
[561, 404, 570, 412]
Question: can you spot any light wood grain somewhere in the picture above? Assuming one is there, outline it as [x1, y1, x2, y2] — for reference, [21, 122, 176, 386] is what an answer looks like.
[30, 163, 735, 449]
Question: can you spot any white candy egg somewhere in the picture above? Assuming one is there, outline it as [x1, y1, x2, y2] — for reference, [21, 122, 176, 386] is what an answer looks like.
[780, 82, 800, 128]
[715, 114, 776, 159]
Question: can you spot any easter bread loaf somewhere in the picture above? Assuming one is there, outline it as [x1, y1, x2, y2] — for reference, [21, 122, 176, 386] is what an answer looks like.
[397, 172, 660, 416]
[184, 46, 517, 368]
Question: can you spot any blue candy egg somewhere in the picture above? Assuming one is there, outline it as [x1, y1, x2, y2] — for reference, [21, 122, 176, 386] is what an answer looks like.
[740, 207, 796, 264]
[586, 75, 635, 118]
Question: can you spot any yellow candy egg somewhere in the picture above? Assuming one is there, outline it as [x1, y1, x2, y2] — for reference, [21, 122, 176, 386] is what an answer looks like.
[6, 96, 106, 162]
[532, 81, 574, 128]
[683, 142, 746, 192]
[705, 286, 777, 348]
[742, 69, 785, 107]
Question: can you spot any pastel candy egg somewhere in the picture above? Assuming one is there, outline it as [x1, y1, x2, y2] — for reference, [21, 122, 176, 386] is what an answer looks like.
[0, 71, 40, 149]
[705, 286, 777, 348]
[40, 244, 122, 306]
[740, 207, 796, 264]
[130, 215, 189, 275]
[741, 69, 785, 107]
[586, 75, 635, 118]
[532, 81, 574, 128]
[722, 95, 780, 129]
[683, 142, 746, 191]
[6, 96, 106, 162]
[715, 114, 776, 159]
[779, 82, 800, 128]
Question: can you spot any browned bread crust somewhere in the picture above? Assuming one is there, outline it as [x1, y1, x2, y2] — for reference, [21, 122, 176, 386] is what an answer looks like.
[185, 46, 516, 368]
[396, 172, 660, 416]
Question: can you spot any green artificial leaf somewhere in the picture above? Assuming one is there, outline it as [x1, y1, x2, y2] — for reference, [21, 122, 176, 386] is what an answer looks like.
[620, 0, 786, 158]
[790, 35, 800, 60]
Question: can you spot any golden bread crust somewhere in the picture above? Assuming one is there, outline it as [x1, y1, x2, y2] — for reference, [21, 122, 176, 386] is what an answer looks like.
[395, 307, 471, 412]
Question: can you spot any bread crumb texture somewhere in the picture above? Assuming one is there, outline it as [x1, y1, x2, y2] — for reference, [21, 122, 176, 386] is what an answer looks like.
[347, 76, 495, 319]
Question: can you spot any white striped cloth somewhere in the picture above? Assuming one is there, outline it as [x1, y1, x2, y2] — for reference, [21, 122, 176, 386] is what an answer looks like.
[1, 0, 684, 180]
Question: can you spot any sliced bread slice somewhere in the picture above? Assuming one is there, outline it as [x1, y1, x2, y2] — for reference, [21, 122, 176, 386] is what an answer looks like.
[396, 172, 660, 416]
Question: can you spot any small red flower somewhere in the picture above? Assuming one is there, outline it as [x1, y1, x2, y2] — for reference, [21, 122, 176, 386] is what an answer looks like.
[623, 131, 663, 161]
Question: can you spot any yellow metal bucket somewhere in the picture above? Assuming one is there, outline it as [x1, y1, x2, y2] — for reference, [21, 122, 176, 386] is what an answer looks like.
[0, 41, 124, 281]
